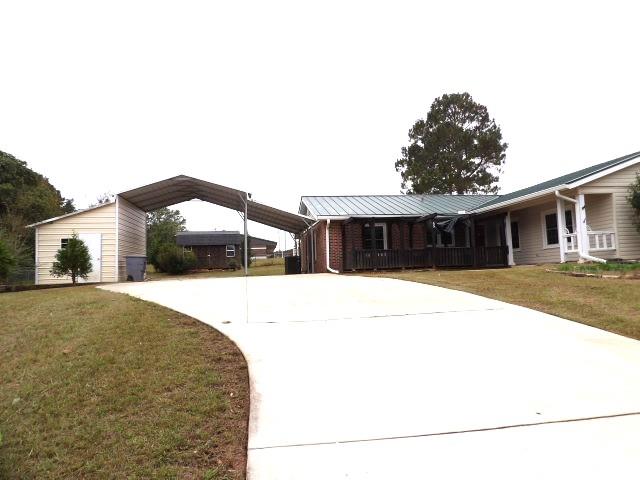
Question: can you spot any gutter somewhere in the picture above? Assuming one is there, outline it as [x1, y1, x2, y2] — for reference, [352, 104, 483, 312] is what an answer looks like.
[554, 190, 606, 264]
[325, 219, 339, 274]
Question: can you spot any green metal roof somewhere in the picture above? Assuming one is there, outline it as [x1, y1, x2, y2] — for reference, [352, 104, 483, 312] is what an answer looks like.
[475, 150, 640, 210]
[300, 194, 496, 217]
[300, 150, 640, 219]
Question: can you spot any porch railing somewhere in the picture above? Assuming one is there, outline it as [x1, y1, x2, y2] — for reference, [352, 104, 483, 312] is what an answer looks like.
[563, 231, 616, 253]
[345, 246, 509, 271]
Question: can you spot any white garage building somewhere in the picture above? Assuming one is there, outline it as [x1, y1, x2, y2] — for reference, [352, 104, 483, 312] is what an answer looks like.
[28, 176, 311, 284]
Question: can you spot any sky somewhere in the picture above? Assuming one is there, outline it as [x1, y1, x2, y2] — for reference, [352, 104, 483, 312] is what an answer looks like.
[2, 1, 639, 249]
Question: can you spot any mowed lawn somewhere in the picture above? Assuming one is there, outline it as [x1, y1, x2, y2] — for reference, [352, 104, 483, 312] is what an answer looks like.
[0, 287, 249, 479]
[370, 266, 640, 340]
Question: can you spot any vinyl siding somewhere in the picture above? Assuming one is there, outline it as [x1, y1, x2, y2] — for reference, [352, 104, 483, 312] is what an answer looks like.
[511, 201, 561, 265]
[581, 163, 640, 259]
[117, 196, 147, 281]
[36, 203, 117, 284]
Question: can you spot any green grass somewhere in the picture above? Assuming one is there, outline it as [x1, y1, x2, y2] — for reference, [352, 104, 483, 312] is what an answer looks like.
[146, 257, 284, 281]
[368, 265, 640, 340]
[556, 261, 640, 275]
[0, 287, 249, 479]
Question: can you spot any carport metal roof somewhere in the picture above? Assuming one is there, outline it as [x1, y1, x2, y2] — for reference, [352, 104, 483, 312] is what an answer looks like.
[118, 175, 313, 234]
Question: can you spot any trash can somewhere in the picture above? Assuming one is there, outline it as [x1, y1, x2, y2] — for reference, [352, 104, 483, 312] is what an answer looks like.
[126, 255, 147, 281]
[284, 256, 301, 275]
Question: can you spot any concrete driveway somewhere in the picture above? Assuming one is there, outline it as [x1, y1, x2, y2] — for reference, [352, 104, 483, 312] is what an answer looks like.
[101, 274, 640, 479]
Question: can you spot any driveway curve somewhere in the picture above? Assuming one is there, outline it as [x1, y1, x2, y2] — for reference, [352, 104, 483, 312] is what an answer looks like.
[101, 274, 640, 479]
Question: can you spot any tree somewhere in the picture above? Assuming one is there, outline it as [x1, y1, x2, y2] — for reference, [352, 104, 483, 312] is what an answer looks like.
[91, 193, 114, 206]
[395, 92, 508, 194]
[0, 151, 75, 267]
[0, 235, 16, 282]
[146, 208, 186, 269]
[629, 174, 640, 231]
[50, 233, 92, 284]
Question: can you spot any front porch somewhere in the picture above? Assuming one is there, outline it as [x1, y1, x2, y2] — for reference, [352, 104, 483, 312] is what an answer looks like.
[346, 246, 509, 270]
[342, 215, 509, 271]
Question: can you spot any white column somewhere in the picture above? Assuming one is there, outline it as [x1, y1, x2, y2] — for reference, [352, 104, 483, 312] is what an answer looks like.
[555, 196, 566, 263]
[574, 201, 583, 258]
[244, 193, 248, 276]
[504, 211, 515, 266]
[578, 193, 589, 255]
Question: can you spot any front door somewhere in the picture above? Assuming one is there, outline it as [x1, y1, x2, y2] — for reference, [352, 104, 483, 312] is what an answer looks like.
[78, 233, 102, 283]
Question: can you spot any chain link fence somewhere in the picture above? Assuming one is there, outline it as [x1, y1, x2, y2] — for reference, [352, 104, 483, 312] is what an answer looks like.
[5, 267, 36, 286]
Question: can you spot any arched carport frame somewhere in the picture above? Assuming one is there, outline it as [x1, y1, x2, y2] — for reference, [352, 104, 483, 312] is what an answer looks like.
[118, 175, 314, 274]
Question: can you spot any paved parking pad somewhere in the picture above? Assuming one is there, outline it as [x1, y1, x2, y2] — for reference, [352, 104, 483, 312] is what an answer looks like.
[101, 274, 640, 479]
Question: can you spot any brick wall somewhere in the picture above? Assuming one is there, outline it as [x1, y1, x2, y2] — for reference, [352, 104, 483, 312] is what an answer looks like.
[328, 221, 343, 271]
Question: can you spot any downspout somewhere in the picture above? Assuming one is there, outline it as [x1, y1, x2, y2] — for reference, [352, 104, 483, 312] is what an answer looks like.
[555, 191, 606, 263]
[325, 219, 339, 274]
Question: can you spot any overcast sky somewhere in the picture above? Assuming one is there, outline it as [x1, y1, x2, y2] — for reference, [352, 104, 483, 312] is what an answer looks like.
[2, 1, 639, 248]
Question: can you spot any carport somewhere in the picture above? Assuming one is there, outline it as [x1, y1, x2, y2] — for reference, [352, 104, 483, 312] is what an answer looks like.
[29, 175, 315, 284]
[117, 175, 314, 275]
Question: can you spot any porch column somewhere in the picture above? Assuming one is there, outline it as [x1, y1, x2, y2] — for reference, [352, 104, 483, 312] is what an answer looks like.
[504, 211, 515, 266]
[470, 217, 477, 268]
[555, 196, 566, 263]
[573, 198, 584, 257]
[577, 193, 589, 255]
[370, 218, 377, 270]
[428, 219, 437, 269]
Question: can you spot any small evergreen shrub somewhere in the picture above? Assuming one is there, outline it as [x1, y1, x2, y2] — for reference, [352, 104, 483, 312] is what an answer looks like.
[156, 245, 196, 274]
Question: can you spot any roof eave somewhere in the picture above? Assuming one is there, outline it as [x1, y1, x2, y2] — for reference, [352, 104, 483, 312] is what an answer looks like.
[25, 201, 116, 228]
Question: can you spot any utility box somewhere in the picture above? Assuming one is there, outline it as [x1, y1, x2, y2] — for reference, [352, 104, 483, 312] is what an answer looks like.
[284, 256, 301, 275]
[126, 255, 147, 281]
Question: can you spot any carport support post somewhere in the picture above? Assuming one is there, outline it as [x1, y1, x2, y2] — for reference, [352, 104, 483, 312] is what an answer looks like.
[244, 193, 248, 276]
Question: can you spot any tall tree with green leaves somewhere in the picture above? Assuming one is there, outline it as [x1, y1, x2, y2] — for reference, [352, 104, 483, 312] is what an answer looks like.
[50, 233, 92, 284]
[0, 235, 16, 282]
[395, 92, 508, 194]
[0, 151, 75, 267]
[146, 208, 186, 269]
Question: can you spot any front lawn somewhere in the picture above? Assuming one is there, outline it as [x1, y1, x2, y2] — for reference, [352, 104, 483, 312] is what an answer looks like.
[369, 265, 640, 340]
[0, 287, 249, 479]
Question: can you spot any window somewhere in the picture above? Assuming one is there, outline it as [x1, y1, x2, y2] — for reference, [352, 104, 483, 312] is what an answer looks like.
[226, 245, 235, 257]
[510, 221, 520, 250]
[183, 246, 192, 252]
[61, 238, 69, 249]
[363, 223, 387, 250]
[543, 209, 575, 247]
[544, 213, 559, 246]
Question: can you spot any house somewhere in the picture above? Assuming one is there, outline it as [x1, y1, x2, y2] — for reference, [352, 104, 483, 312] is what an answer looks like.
[176, 231, 244, 269]
[298, 151, 640, 273]
[27, 176, 312, 284]
[250, 237, 277, 259]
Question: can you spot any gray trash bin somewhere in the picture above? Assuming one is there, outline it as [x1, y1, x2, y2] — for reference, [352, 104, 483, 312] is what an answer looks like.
[126, 255, 147, 281]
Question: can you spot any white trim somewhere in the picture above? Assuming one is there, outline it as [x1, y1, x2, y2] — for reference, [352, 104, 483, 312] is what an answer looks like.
[474, 154, 640, 214]
[226, 244, 236, 257]
[25, 201, 116, 227]
[555, 197, 565, 263]
[541, 208, 560, 249]
[567, 155, 640, 189]
[34, 228, 39, 285]
[115, 195, 119, 282]
[364, 222, 388, 250]
[577, 193, 589, 255]
[473, 186, 568, 214]
[505, 212, 515, 266]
